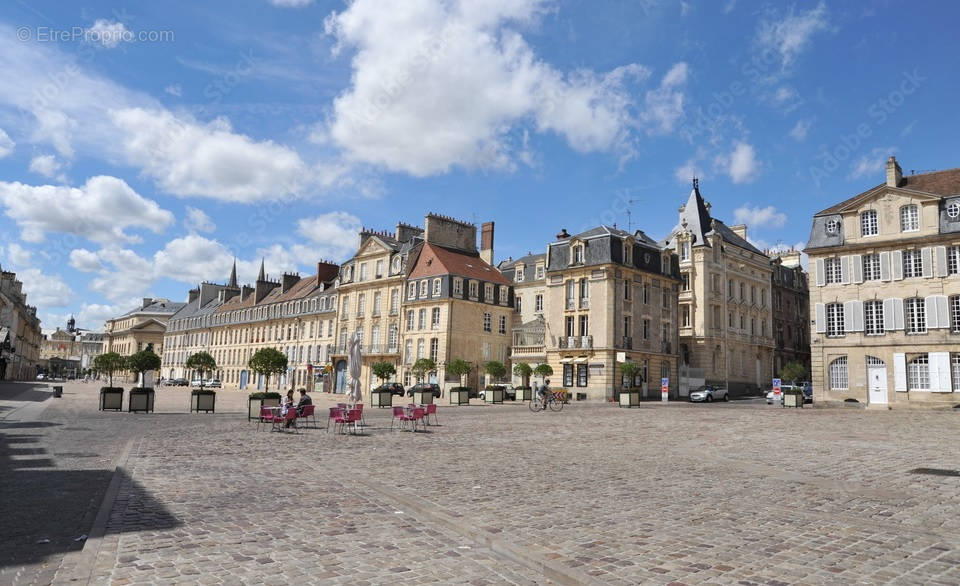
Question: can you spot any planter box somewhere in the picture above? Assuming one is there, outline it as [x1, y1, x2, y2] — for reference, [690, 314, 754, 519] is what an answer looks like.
[484, 387, 504, 404]
[412, 390, 434, 405]
[449, 388, 470, 405]
[783, 391, 803, 408]
[191, 391, 216, 413]
[515, 388, 532, 402]
[619, 390, 641, 407]
[99, 387, 124, 411]
[128, 388, 155, 413]
[248, 396, 281, 420]
[370, 389, 393, 408]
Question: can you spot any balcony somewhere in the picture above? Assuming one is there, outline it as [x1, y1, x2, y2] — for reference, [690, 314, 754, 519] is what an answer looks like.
[558, 335, 593, 349]
[566, 299, 576, 310]
[511, 345, 546, 357]
[620, 336, 633, 350]
[579, 298, 589, 309]
[389, 308, 399, 316]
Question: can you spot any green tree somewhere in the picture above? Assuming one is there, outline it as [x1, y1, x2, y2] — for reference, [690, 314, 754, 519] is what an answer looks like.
[484, 360, 507, 383]
[446, 358, 472, 387]
[93, 352, 126, 388]
[371, 361, 396, 386]
[185, 351, 218, 390]
[126, 350, 161, 388]
[248, 347, 288, 391]
[780, 361, 808, 385]
[512, 362, 533, 387]
[410, 358, 437, 383]
[619, 361, 640, 390]
[533, 363, 553, 384]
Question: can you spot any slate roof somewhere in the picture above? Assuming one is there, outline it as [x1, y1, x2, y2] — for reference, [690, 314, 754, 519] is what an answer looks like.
[408, 242, 512, 285]
[815, 167, 960, 216]
[118, 299, 185, 318]
[661, 182, 765, 256]
[498, 253, 546, 283]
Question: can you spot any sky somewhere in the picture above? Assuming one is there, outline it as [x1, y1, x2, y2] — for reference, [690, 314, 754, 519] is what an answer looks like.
[0, 0, 958, 334]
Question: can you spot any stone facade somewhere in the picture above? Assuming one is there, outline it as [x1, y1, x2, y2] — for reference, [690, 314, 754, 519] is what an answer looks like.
[105, 298, 184, 381]
[39, 320, 105, 377]
[499, 253, 547, 386]
[806, 156, 960, 408]
[0, 267, 42, 380]
[769, 251, 811, 379]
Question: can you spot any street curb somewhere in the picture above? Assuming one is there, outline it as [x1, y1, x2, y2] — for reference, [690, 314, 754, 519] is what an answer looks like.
[356, 477, 590, 586]
[52, 437, 137, 584]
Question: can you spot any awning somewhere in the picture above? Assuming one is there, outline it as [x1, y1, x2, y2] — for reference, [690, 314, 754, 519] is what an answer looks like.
[559, 358, 573, 364]
[574, 356, 589, 363]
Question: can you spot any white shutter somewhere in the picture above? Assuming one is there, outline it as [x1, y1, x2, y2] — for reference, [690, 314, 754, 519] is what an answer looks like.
[925, 296, 940, 329]
[852, 254, 863, 283]
[891, 250, 903, 280]
[883, 298, 896, 331]
[931, 352, 952, 392]
[814, 303, 826, 333]
[921, 247, 933, 278]
[894, 352, 907, 391]
[935, 246, 948, 277]
[815, 258, 825, 287]
[852, 300, 864, 331]
[893, 298, 905, 330]
[935, 295, 950, 328]
[843, 301, 855, 332]
[879, 251, 891, 281]
[928, 354, 940, 393]
[840, 256, 851, 284]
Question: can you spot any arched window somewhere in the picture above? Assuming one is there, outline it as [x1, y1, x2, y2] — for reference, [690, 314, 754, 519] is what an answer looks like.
[829, 356, 848, 390]
[907, 355, 929, 390]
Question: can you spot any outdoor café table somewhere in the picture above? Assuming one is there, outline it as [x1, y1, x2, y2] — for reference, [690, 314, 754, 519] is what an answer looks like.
[265, 406, 290, 432]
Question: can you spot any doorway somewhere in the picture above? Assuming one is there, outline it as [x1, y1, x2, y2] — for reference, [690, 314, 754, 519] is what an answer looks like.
[867, 356, 887, 405]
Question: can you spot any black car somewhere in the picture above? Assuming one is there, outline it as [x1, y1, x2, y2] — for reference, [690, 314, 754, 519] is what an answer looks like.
[169, 378, 189, 387]
[374, 382, 405, 396]
[407, 383, 442, 398]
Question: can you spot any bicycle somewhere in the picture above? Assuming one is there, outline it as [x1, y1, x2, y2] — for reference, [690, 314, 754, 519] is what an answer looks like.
[529, 390, 565, 412]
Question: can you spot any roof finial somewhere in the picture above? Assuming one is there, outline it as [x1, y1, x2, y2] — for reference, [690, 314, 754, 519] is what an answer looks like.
[257, 257, 265, 281]
[228, 258, 238, 288]
[692, 176, 699, 190]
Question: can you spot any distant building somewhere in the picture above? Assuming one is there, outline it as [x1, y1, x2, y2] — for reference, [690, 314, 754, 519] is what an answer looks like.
[0, 266, 42, 380]
[105, 298, 184, 380]
[40, 318, 106, 377]
[769, 251, 811, 380]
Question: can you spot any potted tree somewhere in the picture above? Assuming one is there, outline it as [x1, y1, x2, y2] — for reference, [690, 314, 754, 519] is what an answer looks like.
[126, 350, 161, 413]
[410, 358, 437, 405]
[512, 362, 533, 401]
[370, 361, 396, 408]
[446, 358, 472, 405]
[186, 351, 218, 413]
[618, 361, 642, 407]
[483, 361, 507, 403]
[94, 352, 126, 411]
[246, 347, 287, 420]
[781, 361, 807, 408]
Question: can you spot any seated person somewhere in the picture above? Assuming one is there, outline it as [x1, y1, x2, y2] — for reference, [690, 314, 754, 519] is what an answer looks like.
[296, 388, 312, 415]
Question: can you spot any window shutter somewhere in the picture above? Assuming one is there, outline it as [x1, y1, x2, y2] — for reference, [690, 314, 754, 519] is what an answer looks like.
[879, 251, 891, 281]
[932, 352, 952, 392]
[935, 295, 950, 328]
[814, 303, 826, 333]
[815, 259, 825, 287]
[883, 298, 897, 331]
[852, 300, 864, 331]
[921, 247, 933, 278]
[840, 256, 851, 284]
[928, 354, 941, 393]
[925, 295, 940, 329]
[935, 246, 948, 277]
[891, 250, 903, 280]
[852, 254, 863, 283]
[893, 298, 905, 330]
[893, 352, 907, 392]
[843, 301, 854, 332]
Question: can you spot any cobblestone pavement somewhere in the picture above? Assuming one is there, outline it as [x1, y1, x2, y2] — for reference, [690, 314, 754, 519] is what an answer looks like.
[3, 382, 960, 585]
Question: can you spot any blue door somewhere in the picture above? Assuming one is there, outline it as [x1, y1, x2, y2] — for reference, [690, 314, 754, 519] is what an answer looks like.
[240, 370, 248, 390]
[335, 360, 348, 392]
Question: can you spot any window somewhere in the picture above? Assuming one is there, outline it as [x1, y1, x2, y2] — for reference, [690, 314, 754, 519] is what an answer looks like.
[739, 282, 745, 300]
[565, 316, 575, 337]
[431, 307, 441, 329]
[580, 278, 589, 303]
[468, 280, 478, 298]
[356, 294, 365, 316]
[900, 205, 919, 231]
[953, 354, 960, 392]
[372, 292, 381, 315]
[393, 256, 402, 273]
[864, 300, 884, 335]
[862, 253, 881, 281]
[861, 210, 878, 236]
[516, 296, 522, 313]
[499, 315, 507, 334]
[952, 296, 960, 333]
[662, 289, 669, 309]
[515, 265, 524, 282]
[579, 315, 589, 336]
[681, 305, 690, 327]
[418, 309, 427, 330]
[622, 316, 631, 339]
[623, 279, 631, 300]
[576, 364, 588, 387]
[416, 339, 424, 360]
[728, 312, 734, 327]
[642, 319, 650, 340]
[430, 338, 438, 362]
[829, 356, 848, 390]
[825, 218, 841, 234]
[572, 245, 584, 264]
[728, 279, 734, 298]
[359, 263, 368, 281]
[948, 246, 960, 275]
[761, 288, 766, 306]
[563, 363, 574, 387]
[370, 325, 380, 348]
[375, 259, 383, 278]
[499, 285, 508, 304]
[949, 202, 960, 220]
[432, 278, 441, 296]
[535, 294, 543, 312]
[643, 283, 650, 304]
[419, 280, 428, 298]
[679, 241, 690, 261]
[824, 257, 842, 284]
[341, 296, 350, 316]
[903, 249, 922, 278]
[407, 282, 416, 299]
[905, 298, 926, 334]
[908, 355, 930, 390]
[681, 273, 690, 291]
[624, 242, 632, 264]
[740, 314, 745, 330]
[404, 340, 413, 363]
[453, 278, 463, 296]
[483, 313, 491, 332]
[826, 303, 844, 337]
[535, 265, 544, 279]
[406, 310, 415, 331]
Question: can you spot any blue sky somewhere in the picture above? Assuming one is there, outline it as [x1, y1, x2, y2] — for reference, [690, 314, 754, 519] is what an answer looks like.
[0, 0, 957, 333]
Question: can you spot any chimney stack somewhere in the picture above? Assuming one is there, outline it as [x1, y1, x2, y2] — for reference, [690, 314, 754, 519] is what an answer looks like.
[480, 221, 494, 265]
[141, 297, 154, 309]
[886, 155, 903, 187]
[730, 224, 748, 240]
[556, 228, 570, 240]
[281, 272, 300, 294]
[316, 261, 340, 286]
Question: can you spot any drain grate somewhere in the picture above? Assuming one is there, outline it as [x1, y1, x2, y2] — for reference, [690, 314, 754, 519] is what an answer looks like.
[909, 467, 960, 477]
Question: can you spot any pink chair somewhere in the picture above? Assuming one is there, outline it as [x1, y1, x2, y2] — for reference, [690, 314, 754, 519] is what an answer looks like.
[299, 404, 316, 428]
[410, 407, 426, 432]
[391, 406, 407, 431]
[326, 407, 342, 432]
[257, 406, 277, 432]
[424, 403, 439, 426]
[354, 403, 366, 426]
[278, 408, 298, 433]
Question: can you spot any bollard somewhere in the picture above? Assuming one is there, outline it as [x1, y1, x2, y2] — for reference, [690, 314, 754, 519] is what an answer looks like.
[53, 386, 63, 398]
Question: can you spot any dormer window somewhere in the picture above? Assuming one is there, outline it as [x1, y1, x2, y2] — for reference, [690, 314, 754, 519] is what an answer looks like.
[392, 256, 402, 273]
[515, 264, 524, 282]
[468, 280, 478, 298]
[948, 202, 960, 220]
[572, 244, 584, 264]
[623, 242, 632, 265]
[825, 218, 841, 235]
[860, 210, 878, 237]
[679, 241, 690, 262]
[535, 265, 544, 279]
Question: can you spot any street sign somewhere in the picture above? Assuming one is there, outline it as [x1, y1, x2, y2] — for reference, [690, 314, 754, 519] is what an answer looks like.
[773, 378, 782, 397]
[661, 377, 669, 402]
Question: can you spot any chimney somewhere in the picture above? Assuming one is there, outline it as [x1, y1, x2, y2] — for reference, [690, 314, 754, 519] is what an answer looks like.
[556, 228, 570, 240]
[886, 156, 903, 187]
[480, 221, 494, 265]
[141, 297, 154, 309]
[241, 285, 254, 301]
[729, 224, 747, 240]
[281, 272, 300, 294]
[316, 261, 340, 286]
[186, 289, 199, 304]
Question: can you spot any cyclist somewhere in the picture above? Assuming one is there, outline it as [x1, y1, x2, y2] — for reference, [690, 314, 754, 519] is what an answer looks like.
[537, 379, 550, 410]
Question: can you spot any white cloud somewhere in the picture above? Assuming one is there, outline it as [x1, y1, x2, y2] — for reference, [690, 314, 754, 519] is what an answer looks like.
[184, 207, 216, 233]
[734, 204, 787, 229]
[789, 119, 811, 141]
[321, 0, 649, 176]
[86, 20, 132, 49]
[715, 141, 759, 184]
[16, 268, 74, 308]
[0, 176, 175, 244]
[674, 160, 706, 184]
[28, 154, 64, 179]
[755, 2, 829, 69]
[111, 108, 308, 201]
[849, 147, 895, 180]
[269, 0, 314, 6]
[69, 248, 103, 272]
[5, 243, 33, 266]
[0, 128, 13, 158]
[640, 62, 689, 134]
[295, 211, 363, 261]
[163, 84, 182, 97]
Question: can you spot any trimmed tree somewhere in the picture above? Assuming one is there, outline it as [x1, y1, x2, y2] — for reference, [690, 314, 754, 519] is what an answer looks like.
[781, 361, 808, 385]
[93, 352, 126, 388]
[619, 361, 640, 390]
[533, 363, 554, 385]
[371, 361, 396, 386]
[446, 358, 472, 388]
[410, 358, 437, 383]
[512, 362, 533, 388]
[248, 347, 288, 391]
[484, 360, 507, 384]
[126, 350, 161, 388]
[185, 351, 217, 390]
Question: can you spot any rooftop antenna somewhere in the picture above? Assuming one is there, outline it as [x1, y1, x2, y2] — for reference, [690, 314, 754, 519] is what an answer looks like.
[625, 198, 639, 232]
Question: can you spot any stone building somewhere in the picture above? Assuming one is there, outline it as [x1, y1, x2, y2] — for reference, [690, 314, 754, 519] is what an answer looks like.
[806, 157, 960, 407]
[498, 253, 547, 387]
[769, 250, 811, 379]
[0, 267, 42, 380]
[104, 298, 184, 370]
[39, 317, 105, 377]
[661, 181, 775, 395]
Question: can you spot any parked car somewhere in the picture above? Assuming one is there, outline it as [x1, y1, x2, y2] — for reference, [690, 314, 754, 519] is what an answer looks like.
[689, 385, 729, 402]
[36, 373, 45, 380]
[407, 383, 441, 398]
[765, 384, 798, 404]
[374, 382, 405, 396]
[169, 378, 189, 387]
[204, 379, 222, 388]
[478, 385, 517, 401]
